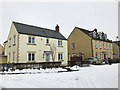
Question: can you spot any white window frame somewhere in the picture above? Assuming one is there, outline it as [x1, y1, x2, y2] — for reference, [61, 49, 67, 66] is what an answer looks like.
[111, 53, 112, 59]
[9, 53, 11, 62]
[99, 42, 101, 49]
[106, 43, 108, 49]
[100, 52, 102, 60]
[58, 40, 62, 46]
[110, 44, 111, 50]
[103, 42, 105, 49]
[96, 52, 98, 59]
[28, 53, 35, 61]
[58, 53, 63, 60]
[95, 41, 97, 49]
[13, 52, 15, 62]
[28, 36, 35, 44]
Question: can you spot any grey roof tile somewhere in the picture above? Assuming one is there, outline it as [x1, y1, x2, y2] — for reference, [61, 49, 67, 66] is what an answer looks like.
[13, 22, 67, 40]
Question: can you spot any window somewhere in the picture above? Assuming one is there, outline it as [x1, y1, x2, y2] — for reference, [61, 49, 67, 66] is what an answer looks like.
[58, 53, 63, 60]
[13, 36, 16, 45]
[103, 42, 105, 49]
[72, 53, 76, 57]
[28, 53, 35, 61]
[111, 53, 112, 59]
[58, 40, 62, 46]
[72, 43, 75, 49]
[28, 37, 35, 44]
[106, 43, 108, 49]
[95, 41, 97, 49]
[99, 42, 101, 49]
[100, 53, 102, 60]
[46, 39, 49, 44]
[96, 52, 98, 59]
[9, 53, 11, 62]
[110, 44, 111, 50]
[13, 52, 15, 62]
[9, 38, 11, 47]
[79, 52, 82, 57]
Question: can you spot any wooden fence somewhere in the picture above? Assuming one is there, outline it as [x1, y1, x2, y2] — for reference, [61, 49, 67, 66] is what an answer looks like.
[68, 56, 90, 66]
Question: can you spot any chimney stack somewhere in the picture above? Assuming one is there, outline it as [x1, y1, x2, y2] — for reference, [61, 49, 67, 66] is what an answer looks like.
[55, 24, 59, 32]
[94, 28, 97, 33]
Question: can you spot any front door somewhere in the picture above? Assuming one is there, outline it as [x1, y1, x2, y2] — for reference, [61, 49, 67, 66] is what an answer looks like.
[46, 53, 50, 62]
[104, 54, 106, 59]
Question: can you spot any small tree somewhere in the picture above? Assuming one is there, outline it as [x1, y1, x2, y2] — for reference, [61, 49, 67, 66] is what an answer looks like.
[50, 43, 56, 62]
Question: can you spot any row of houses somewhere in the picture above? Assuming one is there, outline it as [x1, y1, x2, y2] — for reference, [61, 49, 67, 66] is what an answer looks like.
[0, 21, 119, 66]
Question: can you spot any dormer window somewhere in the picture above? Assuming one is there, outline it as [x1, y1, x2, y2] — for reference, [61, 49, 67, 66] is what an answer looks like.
[104, 34, 107, 41]
[98, 32, 102, 39]
[93, 31, 97, 38]
[28, 36, 35, 44]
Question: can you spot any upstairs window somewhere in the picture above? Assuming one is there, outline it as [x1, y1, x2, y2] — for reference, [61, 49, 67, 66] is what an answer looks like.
[28, 53, 35, 61]
[13, 36, 16, 45]
[13, 52, 15, 62]
[72, 43, 75, 49]
[103, 42, 105, 49]
[110, 44, 111, 50]
[28, 37, 35, 44]
[46, 39, 49, 44]
[58, 40, 62, 46]
[106, 43, 108, 49]
[99, 42, 101, 49]
[58, 53, 63, 60]
[95, 41, 97, 49]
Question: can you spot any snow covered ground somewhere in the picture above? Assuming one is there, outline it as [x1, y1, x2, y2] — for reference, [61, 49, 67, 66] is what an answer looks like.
[0, 64, 118, 88]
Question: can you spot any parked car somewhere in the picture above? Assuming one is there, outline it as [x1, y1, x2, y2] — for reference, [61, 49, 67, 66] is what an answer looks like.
[84, 57, 103, 65]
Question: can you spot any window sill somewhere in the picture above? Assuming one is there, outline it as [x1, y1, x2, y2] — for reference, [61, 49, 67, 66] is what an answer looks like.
[27, 43, 36, 45]
[58, 59, 64, 61]
[27, 61, 36, 63]
[58, 45, 63, 47]
[46, 44, 50, 46]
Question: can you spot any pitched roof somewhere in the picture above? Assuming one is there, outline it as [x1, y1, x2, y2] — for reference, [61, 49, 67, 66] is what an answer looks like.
[13, 22, 67, 40]
[76, 27, 112, 43]
[114, 41, 120, 46]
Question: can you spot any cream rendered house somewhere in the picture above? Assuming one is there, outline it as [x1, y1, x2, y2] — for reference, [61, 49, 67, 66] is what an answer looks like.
[4, 22, 68, 65]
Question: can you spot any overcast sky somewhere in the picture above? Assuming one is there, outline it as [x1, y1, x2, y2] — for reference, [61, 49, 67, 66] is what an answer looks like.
[0, 1, 119, 44]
